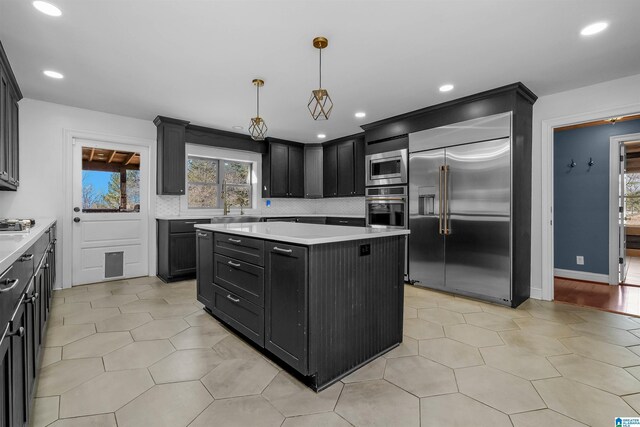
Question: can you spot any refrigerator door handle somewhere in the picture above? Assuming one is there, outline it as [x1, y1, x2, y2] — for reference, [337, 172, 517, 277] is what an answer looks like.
[438, 165, 444, 235]
[443, 164, 451, 235]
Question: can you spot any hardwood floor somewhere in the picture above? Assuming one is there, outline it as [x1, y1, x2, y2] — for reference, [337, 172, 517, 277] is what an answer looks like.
[554, 277, 640, 317]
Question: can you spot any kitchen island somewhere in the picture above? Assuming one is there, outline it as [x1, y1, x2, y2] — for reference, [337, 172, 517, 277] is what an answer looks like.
[194, 222, 409, 391]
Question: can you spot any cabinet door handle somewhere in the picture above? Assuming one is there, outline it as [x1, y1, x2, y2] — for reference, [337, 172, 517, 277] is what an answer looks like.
[273, 246, 292, 253]
[7, 326, 24, 338]
[226, 294, 240, 303]
[197, 232, 208, 237]
[339, 220, 348, 224]
[227, 261, 241, 268]
[228, 238, 242, 243]
[184, 221, 197, 224]
[0, 278, 19, 293]
[20, 254, 34, 261]
[23, 293, 39, 304]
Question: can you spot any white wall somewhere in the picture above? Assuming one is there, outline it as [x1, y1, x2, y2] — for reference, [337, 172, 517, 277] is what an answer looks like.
[531, 73, 640, 299]
[0, 98, 156, 287]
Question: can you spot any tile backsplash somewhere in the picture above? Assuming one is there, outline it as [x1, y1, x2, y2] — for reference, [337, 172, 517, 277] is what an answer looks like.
[155, 195, 365, 217]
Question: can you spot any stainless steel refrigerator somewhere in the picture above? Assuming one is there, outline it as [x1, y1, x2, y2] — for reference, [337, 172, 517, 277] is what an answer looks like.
[408, 113, 512, 303]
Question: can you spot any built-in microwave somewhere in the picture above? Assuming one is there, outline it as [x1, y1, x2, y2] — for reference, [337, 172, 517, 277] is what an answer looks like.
[365, 149, 408, 186]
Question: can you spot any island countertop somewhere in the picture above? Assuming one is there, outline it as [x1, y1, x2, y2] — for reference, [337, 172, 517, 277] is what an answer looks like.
[195, 222, 409, 245]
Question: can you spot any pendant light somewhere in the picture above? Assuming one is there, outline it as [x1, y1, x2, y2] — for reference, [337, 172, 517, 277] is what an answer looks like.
[249, 78, 267, 141]
[308, 36, 333, 120]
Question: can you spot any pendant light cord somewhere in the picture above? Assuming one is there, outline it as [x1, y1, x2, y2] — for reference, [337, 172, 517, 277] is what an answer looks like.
[319, 48, 322, 89]
[256, 83, 260, 117]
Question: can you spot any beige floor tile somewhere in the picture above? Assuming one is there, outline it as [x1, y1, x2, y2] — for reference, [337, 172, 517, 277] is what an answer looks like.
[404, 306, 418, 319]
[534, 377, 637, 426]
[437, 297, 483, 313]
[36, 358, 104, 397]
[383, 335, 419, 358]
[417, 307, 465, 325]
[549, 354, 640, 395]
[47, 314, 64, 327]
[44, 322, 96, 348]
[335, 380, 419, 427]
[130, 318, 189, 340]
[184, 310, 221, 327]
[464, 312, 520, 331]
[62, 331, 132, 359]
[53, 287, 88, 297]
[623, 393, 640, 413]
[201, 358, 279, 398]
[90, 294, 139, 308]
[560, 335, 640, 367]
[481, 303, 532, 319]
[119, 298, 168, 313]
[59, 369, 154, 418]
[281, 412, 352, 427]
[499, 330, 570, 356]
[444, 324, 503, 347]
[148, 303, 199, 319]
[574, 310, 640, 330]
[40, 346, 62, 368]
[341, 356, 386, 383]
[63, 307, 121, 325]
[630, 345, 640, 357]
[403, 318, 444, 340]
[49, 302, 91, 319]
[525, 305, 585, 324]
[513, 317, 578, 339]
[480, 345, 560, 380]
[83, 281, 129, 292]
[263, 371, 343, 417]
[48, 414, 117, 427]
[456, 366, 546, 414]
[137, 287, 187, 300]
[569, 321, 640, 346]
[103, 340, 175, 371]
[149, 348, 224, 383]
[384, 355, 457, 397]
[94, 312, 153, 332]
[418, 337, 484, 368]
[63, 290, 113, 303]
[115, 381, 212, 427]
[189, 395, 284, 427]
[403, 295, 438, 309]
[169, 326, 228, 349]
[212, 335, 262, 360]
[510, 409, 587, 427]
[127, 276, 165, 286]
[30, 396, 59, 427]
[420, 393, 512, 427]
[110, 284, 154, 295]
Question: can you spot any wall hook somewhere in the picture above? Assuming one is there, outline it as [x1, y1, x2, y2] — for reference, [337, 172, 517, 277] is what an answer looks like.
[588, 157, 595, 167]
[569, 159, 576, 168]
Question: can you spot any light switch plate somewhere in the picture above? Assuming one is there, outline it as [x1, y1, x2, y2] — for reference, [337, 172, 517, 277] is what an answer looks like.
[576, 256, 584, 265]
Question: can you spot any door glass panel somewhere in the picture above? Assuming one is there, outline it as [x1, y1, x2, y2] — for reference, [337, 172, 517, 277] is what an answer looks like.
[81, 147, 141, 213]
[368, 203, 406, 227]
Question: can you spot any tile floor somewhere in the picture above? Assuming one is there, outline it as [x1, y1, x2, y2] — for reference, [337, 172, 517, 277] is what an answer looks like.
[30, 276, 640, 427]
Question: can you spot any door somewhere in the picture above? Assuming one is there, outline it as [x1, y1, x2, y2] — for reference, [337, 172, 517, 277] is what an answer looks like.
[409, 149, 446, 288]
[10, 300, 27, 427]
[323, 144, 337, 197]
[445, 139, 511, 300]
[337, 141, 355, 196]
[269, 143, 289, 197]
[196, 231, 214, 309]
[304, 145, 323, 198]
[288, 145, 304, 197]
[72, 139, 149, 285]
[620, 142, 627, 283]
[169, 233, 197, 276]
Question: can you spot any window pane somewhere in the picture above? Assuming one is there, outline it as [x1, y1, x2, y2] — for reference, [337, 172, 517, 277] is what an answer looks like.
[125, 170, 141, 212]
[188, 157, 218, 184]
[82, 170, 120, 211]
[224, 184, 252, 208]
[625, 173, 640, 225]
[188, 184, 219, 208]
[224, 161, 251, 184]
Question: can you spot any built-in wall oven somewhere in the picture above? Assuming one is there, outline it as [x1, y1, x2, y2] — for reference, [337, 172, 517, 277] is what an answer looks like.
[365, 149, 408, 186]
[365, 186, 407, 229]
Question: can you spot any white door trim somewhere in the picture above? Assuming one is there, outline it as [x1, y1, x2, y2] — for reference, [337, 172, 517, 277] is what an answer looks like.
[610, 132, 640, 285]
[62, 129, 157, 289]
[540, 103, 640, 301]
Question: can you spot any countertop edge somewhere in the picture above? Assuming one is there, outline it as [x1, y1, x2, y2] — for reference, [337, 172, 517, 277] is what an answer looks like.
[156, 214, 365, 220]
[0, 218, 56, 273]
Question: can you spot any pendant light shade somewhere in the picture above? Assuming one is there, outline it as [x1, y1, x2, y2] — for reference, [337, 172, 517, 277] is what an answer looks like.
[308, 37, 333, 120]
[249, 79, 267, 141]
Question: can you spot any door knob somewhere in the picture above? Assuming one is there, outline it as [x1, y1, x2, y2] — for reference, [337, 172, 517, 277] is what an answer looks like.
[73, 217, 81, 223]
[74, 207, 80, 212]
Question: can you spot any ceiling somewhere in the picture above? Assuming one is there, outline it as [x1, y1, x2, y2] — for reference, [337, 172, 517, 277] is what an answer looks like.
[1, 0, 639, 143]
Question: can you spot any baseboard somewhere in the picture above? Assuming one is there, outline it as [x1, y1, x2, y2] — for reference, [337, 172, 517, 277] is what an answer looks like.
[554, 268, 608, 284]
[529, 287, 542, 300]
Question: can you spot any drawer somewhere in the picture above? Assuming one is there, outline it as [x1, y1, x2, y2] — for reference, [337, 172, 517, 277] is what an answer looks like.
[326, 217, 365, 227]
[211, 284, 264, 347]
[0, 254, 33, 333]
[34, 233, 50, 267]
[214, 254, 264, 307]
[296, 217, 326, 224]
[169, 219, 210, 234]
[214, 233, 264, 266]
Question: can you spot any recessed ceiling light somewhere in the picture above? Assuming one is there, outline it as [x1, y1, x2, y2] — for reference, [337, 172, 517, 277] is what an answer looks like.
[232, 125, 243, 130]
[43, 70, 64, 79]
[355, 112, 366, 118]
[439, 84, 454, 92]
[317, 134, 326, 139]
[33, 1, 62, 16]
[580, 22, 608, 36]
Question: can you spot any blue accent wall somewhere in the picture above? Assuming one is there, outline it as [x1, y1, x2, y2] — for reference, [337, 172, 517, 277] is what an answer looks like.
[554, 118, 640, 274]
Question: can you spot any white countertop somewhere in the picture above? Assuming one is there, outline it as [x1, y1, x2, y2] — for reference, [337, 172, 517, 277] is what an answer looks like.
[195, 222, 409, 245]
[156, 214, 365, 220]
[0, 218, 56, 273]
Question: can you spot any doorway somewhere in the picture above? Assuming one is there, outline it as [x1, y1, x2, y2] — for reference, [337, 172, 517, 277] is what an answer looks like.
[71, 138, 150, 286]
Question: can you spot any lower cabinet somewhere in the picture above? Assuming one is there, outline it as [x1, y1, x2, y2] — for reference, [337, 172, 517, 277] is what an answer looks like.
[211, 284, 264, 346]
[158, 219, 210, 282]
[0, 331, 10, 427]
[10, 299, 27, 427]
[196, 231, 214, 308]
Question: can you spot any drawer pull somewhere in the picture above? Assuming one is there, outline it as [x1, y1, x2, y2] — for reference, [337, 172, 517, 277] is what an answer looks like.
[226, 294, 240, 303]
[0, 278, 19, 293]
[339, 220, 349, 224]
[20, 253, 34, 261]
[228, 238, 242, 244]
[184, 221, 197, 224]
[273, 246, 293, 253]
[7, 326, 24, 338]
[227, 261, 241, 268]
[23, 293, 39, 304]
[197, 232, 208, 237]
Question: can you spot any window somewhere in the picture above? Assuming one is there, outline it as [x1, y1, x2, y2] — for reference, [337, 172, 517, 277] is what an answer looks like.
[626, 173, 640, 225]
[187, 156, 253, 209]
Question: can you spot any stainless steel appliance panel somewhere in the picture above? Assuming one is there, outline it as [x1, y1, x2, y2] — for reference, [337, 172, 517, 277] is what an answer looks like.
[409, 149, 445, 288]
[365, 149, 408, 186]
[444, 139, 511, 300]
[365, 186, 407, 229]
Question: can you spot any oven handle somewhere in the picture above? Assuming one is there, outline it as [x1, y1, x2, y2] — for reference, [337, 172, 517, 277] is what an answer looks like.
[365, 197, 406, 202]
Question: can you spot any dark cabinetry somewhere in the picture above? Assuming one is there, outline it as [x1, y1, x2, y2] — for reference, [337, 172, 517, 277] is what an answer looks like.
[0, 40, 22, 191]
[326, 217, 366, 227]
[323, 135, 365, 197]
[157, 219, 210, 282]
[304, 145, 323, 198]
[196, 230, 214, 308]
[262, 141, 304, 198]
[154, 116, 190, 195]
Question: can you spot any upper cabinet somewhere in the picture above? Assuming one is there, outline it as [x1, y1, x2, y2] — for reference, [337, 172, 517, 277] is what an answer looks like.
[323, 134, 365, 198]
[154, 116, 190, 195]
[262, 140, 304, 198]
[0, 39, 22, 191]
[304, 145, 323, 198]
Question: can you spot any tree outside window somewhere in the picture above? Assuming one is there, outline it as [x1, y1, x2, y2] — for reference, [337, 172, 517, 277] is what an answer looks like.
[187, 156, 252, 209]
